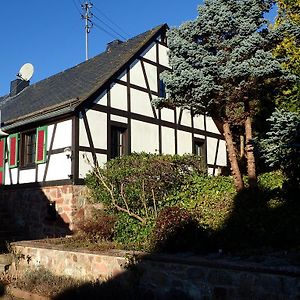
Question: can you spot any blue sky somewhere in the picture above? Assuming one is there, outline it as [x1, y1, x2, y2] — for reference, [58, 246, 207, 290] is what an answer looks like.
[0, 1, 277, 96]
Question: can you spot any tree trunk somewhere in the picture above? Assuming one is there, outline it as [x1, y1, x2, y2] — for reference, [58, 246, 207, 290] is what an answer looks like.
[223, 122, 244, 191]
[245, 116, 257, 189]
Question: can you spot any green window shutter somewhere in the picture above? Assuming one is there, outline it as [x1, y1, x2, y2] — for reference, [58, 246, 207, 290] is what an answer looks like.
[8, 133, 19, 168]
[0, 138, 6, 184]
[35, 126, 48, 164]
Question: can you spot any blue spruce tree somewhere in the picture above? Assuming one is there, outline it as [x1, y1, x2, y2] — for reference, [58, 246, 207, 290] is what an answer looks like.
[160, 0, 289, 191]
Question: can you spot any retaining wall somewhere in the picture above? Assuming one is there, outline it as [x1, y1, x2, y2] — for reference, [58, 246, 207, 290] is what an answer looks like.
[11, 241, 300, 300]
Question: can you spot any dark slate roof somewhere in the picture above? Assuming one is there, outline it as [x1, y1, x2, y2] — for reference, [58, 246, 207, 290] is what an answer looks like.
[0, 24, 167, 129]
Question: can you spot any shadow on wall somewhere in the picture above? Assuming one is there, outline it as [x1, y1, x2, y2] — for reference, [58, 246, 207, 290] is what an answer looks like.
[52, 185, 300, 300]
[0, 184, 72, 252]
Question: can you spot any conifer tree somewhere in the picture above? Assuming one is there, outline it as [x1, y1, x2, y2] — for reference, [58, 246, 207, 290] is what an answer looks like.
[160, 0, 287, 191]
[274, 0, 300, 113]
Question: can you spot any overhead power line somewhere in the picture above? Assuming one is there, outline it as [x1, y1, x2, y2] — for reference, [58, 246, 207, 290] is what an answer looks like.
[91, 13, 127, 40]
[92, 4, 130, 38]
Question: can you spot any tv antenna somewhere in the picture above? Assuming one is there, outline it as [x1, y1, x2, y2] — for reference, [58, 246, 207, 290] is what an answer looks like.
[17, 63, 34, 81]
[81, 1, 93, 61]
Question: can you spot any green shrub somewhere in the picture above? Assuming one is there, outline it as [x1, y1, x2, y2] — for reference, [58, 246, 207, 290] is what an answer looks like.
[85, 153, 206, 223]
[165, 175, 236, 231]
[150, 207, 207, 253]
[113, 213, 154, 250]
[76, 210, 117, 242]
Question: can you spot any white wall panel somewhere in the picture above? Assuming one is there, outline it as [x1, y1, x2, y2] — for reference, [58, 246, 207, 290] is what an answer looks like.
[47, 124, 54, 150]
[79, 113, 89, 147]
[180, 109, 192, 127]
[194, 134, 205, 139]
[19, 169, 36, 184]
[141, 42, 156, 62]
[144, 62, 157, 91]
[131, 120, 158, 153]
[131, 89, 154, 117]
[177, 131, 192, 154]
[111, 115, 128, 123]
[206, 116, 220, 134]
[10, 168, 18, 185]
[161, 108, 174, 123]
[37, 164, 46, 182]
[161, 127, 175, 154]
[216, 140, 227, 166]
[94, 91, 107, 106]
[193, 114, 205, 130]
[130, 60, 147, 88]
[206, 137, 218, 165]
[117, 70, 127, 82]
[86, 110, 107, 149]
[110, 83, 128, 111]
[45, 153, 71, 181]
[158, 44, 170, 68]
[52, 120, 72, 149]
[78, 152, 107, 179]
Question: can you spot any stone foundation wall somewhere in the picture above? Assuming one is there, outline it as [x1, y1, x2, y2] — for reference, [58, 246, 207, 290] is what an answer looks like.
[11, 242, 300, 300]
[0, 185, 88, 239]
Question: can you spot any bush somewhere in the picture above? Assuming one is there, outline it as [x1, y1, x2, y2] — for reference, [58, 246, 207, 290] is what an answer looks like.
[76, 209, 117, 242]
[258, 109, 300, 186]
[85, 153, 206, 223]
[150, 207, 207, 253]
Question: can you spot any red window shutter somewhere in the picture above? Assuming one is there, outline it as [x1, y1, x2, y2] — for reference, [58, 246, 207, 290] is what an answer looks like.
[36, 126, 47, 164]
[9, 133, 19, 168]
[0, 138, 6, 184]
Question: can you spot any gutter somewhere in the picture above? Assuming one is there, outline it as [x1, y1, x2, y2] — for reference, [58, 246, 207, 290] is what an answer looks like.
[2, 98, 80, 131]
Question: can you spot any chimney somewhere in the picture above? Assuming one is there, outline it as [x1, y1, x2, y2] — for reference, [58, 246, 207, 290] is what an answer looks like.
[106, 39, 123, 52]
[10, 79, 29, 97]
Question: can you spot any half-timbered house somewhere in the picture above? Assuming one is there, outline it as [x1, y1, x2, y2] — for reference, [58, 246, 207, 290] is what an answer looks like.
[0, 24, 227, 237]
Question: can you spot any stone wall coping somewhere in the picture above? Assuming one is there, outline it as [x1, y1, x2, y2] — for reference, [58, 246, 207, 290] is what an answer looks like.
[11, 240, 300, 278]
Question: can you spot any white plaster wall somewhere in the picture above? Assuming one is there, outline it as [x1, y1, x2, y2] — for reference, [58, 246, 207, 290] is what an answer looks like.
[131, 89, 154, 117]
[47, 124, 54, 150]
[131, 120, 158, 153]
[19, 169, 36, 184]
[208, 168, 214, 175]
[206, 137, 218, 165]
[79, 112, 89, 148]
[206, 116, 221, 134]
[161, 127, 175, 154]
[216, 140, 227, 166]
[110, 83, 128, 111]
[141, 42, 156, 62]
[45, 153, 71, 181]
[7, 168, 18, 185]
[117, 70, 127, 82]
[177, 131, 192, 154]
[194, 134, 205, 139]
[161, 108, 174, 123]
[52, 120, 72, 150]
[94, 91, 107, 106]
[37, 164, 46, 182]
[144, 62, 157, 91]
[180, 109, 192, 127]
[193, 114, 205, 131]
[158, 44, 170, 68]
[79, 151, 107, 179]
[86, 110, 107, 149]
[110, 115, 128, 124]
[130, 60, 147, 88]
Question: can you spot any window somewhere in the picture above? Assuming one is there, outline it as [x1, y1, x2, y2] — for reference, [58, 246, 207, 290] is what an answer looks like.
[193, 138, 206, 165]
[111, 125, 128, 159]
[20, 127, 47, 167]
[158, 78, 166, 98]
[21, 130, 36, 167]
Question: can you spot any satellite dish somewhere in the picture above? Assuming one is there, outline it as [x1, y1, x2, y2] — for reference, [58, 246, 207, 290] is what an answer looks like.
[17, 63, 34, 81]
